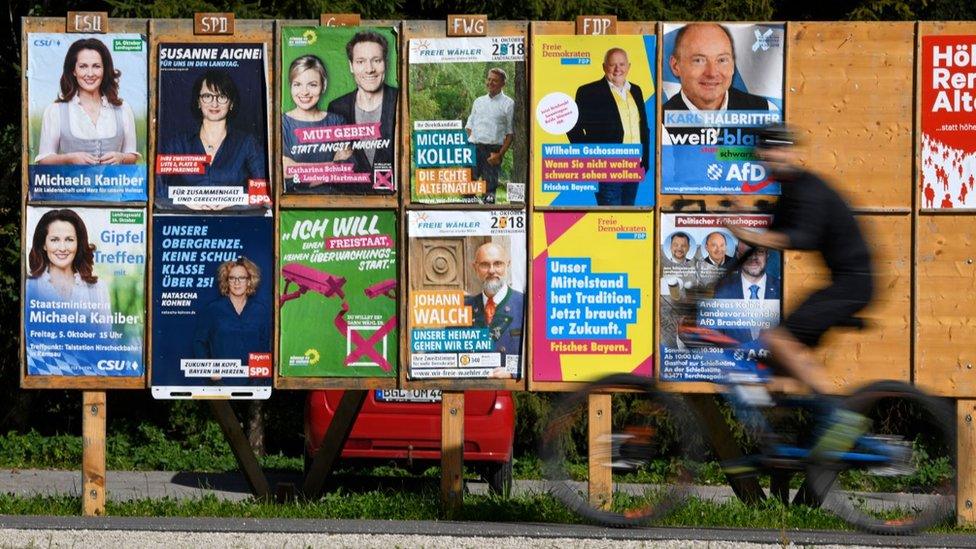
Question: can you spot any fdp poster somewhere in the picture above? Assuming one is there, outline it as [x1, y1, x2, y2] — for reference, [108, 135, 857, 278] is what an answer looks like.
[920, 34, 976, 209]
[24, 206, 145, 377]
[155, 43, 271, 211]
[407, 210, 526, 379]
[279, 210, 398, 377]
[26, 33, 148, 202]
[408, 36, 526, 205]
[661, 23, 784, 195]
[151, 215, 273, 399]
[658, 213, 780, 381]
[531, 35, 656, 207]
[280, 26, 398, 195]
[531, 212, 654, 382]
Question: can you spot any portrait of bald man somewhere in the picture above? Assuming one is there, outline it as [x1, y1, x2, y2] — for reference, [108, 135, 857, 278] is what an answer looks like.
[464, 241, 524, 361]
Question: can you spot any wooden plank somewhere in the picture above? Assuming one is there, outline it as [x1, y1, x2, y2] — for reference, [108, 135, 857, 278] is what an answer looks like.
[440, 391, 464, 517]
[587, 393, 612, 510]
[959, 399, 976, 526]
[82, 391, 106, 516]
[301, 390, 367, 499]
[576, 16, 617, 35]
[787, 22, 914, 210]
[22, 376, 145, 390]
[66, 12, 108, 33]
[207, 400, 271, 500]
[193, 13, 235, 35]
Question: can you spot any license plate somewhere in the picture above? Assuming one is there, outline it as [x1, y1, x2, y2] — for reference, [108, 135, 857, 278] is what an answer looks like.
[375, 389, 443, 403]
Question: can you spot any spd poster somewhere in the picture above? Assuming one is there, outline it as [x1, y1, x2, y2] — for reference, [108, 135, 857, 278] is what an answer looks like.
[151, 215, 273, 399]
[24, 206, 145, 377]
[531, 35, 656, 207]
[408, 36, 526, 205]
[279, 210, 398, 378]
[532, 212, 653, 382]
[26, 33, 148, 202]
[407, 210, 526, 379]
[661, 23, 783, 195]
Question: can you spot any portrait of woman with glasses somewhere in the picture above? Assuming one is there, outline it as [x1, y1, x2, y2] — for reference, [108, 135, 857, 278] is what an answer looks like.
[192, 257, 270, 369]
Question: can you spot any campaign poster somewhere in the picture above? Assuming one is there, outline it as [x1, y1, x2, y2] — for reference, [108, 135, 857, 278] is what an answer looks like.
[661, 23, 784, 195]
[280, 26, 398, 195]
[279, 210, 398, 378]
[24, 206, 145, 377]
[151, 215, 273, 399]
[155, 43, 271, 211]
[408, 36, 526, 205]
[406, 210, 526, 379]
[26, 33, 148, 202]
[920, 35, 976, 209]
[532, 212, 654, 382]
[658, 213, 781, 382]
[531, 35, 656, 207]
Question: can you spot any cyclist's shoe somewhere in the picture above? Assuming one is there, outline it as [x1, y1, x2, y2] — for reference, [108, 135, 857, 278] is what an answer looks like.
[810, 408, 871, 462]
[866, 436, 915, 476]
[721, 457, 758, 476]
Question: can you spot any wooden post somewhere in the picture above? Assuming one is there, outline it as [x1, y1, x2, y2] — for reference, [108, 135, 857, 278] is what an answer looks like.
[302, 390, 368, 499]
[82, 391, 106, 516]
[441, 391, 464, 516]
[959, 400, 976, 525]
[207, 400, 271, 500]
[588, 393, 612, 510]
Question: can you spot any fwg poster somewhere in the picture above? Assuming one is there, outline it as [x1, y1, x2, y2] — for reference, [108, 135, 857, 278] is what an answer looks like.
[279, 210, 398, 378]
[532, 212, 654, 382]
[407, 210, 526, 379]
[531, 35, 656, 207]
[280, 26, 398, 195]
[408, 36, 526, 205]
[24, 206, 145, 377]
[155, 43, 271, 211]
[26, 33, 148, 202]
[661, 23, 783, 194]
[920, 35, 976, 209]
[659, 213, 781, 382]
[152, 215, 273, 399]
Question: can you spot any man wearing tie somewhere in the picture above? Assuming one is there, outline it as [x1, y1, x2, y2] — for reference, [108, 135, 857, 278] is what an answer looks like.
[464, 242, 524, 369]
[714, 246, 780, 342]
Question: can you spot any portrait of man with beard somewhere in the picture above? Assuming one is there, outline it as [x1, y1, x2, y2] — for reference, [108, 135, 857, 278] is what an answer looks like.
[464, 241, 524, 362]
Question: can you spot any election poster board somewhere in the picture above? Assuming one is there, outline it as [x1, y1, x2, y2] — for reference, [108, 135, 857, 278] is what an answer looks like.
[278, 210, 398, 378]
[26, 33, 148, 202]
[407, 36, 526, 205]
[280, 26, 398, 195]
[406, 210, 526, 380]
[658, 213, 781, 382]
[920, 34, 976, 209]
[531, 34, 656, 207]
[155, 42, 271, 211]
[661, 23, 784, 195]
[23, 206, 146, 380]
[531, 212, 654, 383]
[151, 214, 273, 399]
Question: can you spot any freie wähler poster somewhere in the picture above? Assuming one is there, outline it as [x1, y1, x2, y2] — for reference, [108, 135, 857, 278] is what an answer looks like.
[24, 206, 145, 377]
[407, 210, 526, 379]
[155, 43, 271, 211]
[661, 23, 783, 195]
[408, 36, 526, 205]
[920, 34, 976, 209]
[532, 212, 653, 382]
[531, 34, 656, 207]
[26, 33, 148, 202]
[151, 215, 273, 399]
[280, 26, 398, 195]
[658, 213, 781, 382]
[279, 210, 398, 378]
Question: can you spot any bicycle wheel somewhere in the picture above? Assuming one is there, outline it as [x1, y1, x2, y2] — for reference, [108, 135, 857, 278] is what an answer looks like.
[540, 374, 707, 527]
[805, 381, 956, 534]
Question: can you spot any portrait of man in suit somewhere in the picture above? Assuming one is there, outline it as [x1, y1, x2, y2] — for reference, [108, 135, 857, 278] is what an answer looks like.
[464, 242, 524, 365]
[714, 246, 780, 342]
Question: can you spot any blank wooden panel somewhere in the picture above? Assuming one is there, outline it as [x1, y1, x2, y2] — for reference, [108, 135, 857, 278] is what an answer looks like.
[788, 22, 914, 210]
[916, 216, 976, 397]
[783, 215, 910, 391]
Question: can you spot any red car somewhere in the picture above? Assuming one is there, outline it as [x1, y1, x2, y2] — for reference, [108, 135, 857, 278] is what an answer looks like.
[305, 389, 516, 494]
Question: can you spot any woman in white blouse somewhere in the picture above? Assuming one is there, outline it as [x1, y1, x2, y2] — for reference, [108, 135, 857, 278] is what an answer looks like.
[35, 38, 140, 166]
[26, 209, 110, 310]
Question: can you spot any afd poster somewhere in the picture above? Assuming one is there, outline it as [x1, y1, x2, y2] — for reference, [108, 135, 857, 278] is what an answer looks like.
[151, 215, 273, 399]
[661, 23, 784, 195]
[279, 210, 397, 378]
[24, 206, 145, 377]
[920, 35, 976, 209]
[407, 210, 526, 379]
[26, 33, 148, 202]
[659, 213, 780, 381]
[280, 26, 398, 195]
[531, 212, 654, 382]
[408, 36, 526, 205]
[531, 35, 656, 207]
[155, 43, 271, 211]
